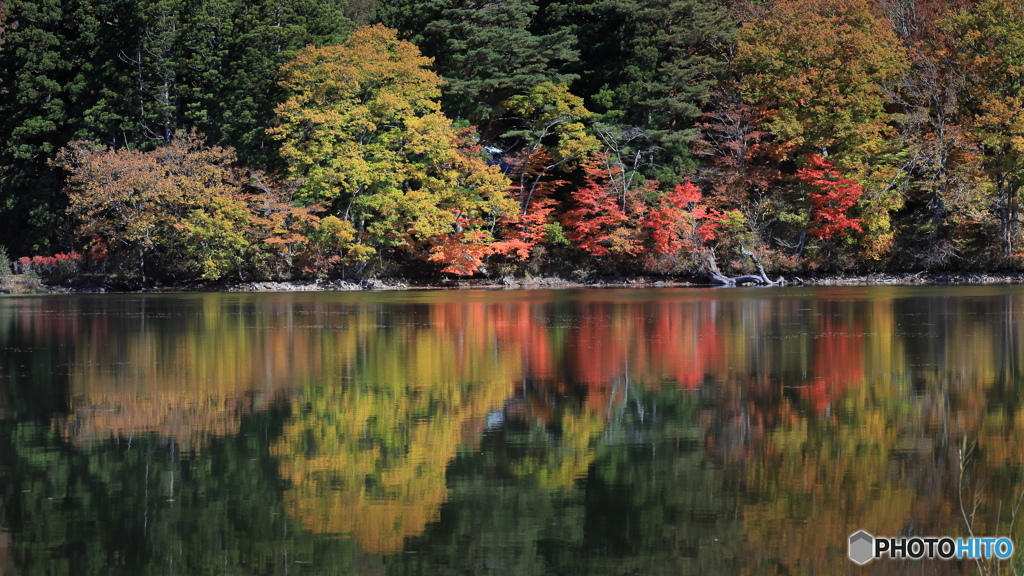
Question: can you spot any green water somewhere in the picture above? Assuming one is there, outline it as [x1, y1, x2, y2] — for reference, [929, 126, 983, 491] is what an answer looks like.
[0, 286, 1021, 575]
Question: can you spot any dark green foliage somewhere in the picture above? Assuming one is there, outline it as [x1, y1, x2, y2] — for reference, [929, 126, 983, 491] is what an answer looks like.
[0, 0, 355, 255]
[176, 0, 355, 169]
[0, 0, 108, 253]
[388, 387, 744, 576]
[381, 0, 578, 138]
[546, 0, 737, 179]
[0, 419, 367, 576]
[375, 0, 451, 43]
[424, 0, 579, 134]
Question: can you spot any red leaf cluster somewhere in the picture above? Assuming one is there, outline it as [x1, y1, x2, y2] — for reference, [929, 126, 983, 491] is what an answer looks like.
[16, 252, 84, 277]
[560, 154, 721, 264]
[795, 155, 864, 239]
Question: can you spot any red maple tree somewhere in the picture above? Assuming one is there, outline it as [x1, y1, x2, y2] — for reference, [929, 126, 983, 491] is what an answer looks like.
[796, 155, 864, 239]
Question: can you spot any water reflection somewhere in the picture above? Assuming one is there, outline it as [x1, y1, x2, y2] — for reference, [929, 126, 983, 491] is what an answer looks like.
[0, 286, 1021, 574]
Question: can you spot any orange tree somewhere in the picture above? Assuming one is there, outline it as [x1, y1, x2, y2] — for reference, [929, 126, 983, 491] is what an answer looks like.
[53, 132, 327, 283]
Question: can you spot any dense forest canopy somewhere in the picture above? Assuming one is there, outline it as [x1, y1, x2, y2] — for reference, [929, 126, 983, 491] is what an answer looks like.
[0, 0, 1021, 284]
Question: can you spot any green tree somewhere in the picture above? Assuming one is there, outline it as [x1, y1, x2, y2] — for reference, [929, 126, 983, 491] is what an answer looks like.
[176, 0, 355, 169]
[0, 0, 114, 254]
[419, 0, 579, 133]
[270, 24, 517, 275]
[1, 416, 368, 576]
[541, 0, 736, 181]
[0, 1, 8, 52]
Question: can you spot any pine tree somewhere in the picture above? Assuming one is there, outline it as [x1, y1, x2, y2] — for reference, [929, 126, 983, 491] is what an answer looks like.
[544, 0, 737, 180]
[383, 0, 578, 137]
[177, 0, 355, 169]
[0, 0, 113, 253]
[426, 0, 578, 133]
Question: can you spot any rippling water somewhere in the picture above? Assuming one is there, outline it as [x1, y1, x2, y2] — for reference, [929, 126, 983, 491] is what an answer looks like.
[0, 286, 1022, 575]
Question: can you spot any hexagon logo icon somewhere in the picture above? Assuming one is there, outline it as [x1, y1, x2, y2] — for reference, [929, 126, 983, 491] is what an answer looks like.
[849, 530, 874, 565]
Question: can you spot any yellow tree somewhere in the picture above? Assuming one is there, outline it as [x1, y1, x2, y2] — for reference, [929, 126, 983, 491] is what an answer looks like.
[270, 24, 517, 274]
[269, 315, 519, 554]
[737, 0, 907, 162]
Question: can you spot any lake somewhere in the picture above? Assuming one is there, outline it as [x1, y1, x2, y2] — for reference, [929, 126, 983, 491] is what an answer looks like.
[0, 286, 1021, 575]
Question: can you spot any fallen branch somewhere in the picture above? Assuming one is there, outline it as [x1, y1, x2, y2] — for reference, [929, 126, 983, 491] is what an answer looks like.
[705, 249, 783, 286]
[741, 247, 784, 285]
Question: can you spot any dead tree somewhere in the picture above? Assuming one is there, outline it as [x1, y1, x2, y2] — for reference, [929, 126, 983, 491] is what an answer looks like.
[705, 248, 783, 286]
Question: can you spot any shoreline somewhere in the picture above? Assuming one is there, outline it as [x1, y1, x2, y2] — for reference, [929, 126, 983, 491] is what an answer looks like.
[10, 270, 1024, 295]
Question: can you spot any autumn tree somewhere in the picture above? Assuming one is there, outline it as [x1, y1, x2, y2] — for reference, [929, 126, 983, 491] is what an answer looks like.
[560, 153, 723, 274]
[271, 25, 517, 275]
[943, 0, 1024, 261]
[486, 82, 600, 266]
[795, 155, 865, 249]
[735, 0, 908, 262]
[640, 181, 727, 274]
[561, 154, 646, 258]
[691, 88, 785, 269]
[53, 132, 318, 283]
[500, 82, 599, 214]
[736, 0, 907, 162]
[883, 0, 985, 269]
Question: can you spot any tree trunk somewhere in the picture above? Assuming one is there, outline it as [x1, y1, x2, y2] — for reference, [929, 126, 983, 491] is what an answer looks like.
[704, 249, 782, 286]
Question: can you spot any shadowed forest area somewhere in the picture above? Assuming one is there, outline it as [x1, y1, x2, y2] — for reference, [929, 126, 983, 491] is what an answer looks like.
[1, 0, 1023, 286]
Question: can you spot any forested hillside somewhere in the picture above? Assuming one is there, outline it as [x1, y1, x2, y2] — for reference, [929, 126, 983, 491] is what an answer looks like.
[0, 0, 1020, 285]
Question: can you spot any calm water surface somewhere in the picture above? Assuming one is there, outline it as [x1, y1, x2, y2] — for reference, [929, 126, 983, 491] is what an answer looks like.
[0, 286, 1022, 575]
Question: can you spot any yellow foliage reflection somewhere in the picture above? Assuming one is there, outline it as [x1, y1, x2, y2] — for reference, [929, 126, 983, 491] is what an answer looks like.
[271, 378, 512, 554]
[268, 301, 521, 554]
[742, 392, 918, 575]
[7, 287, 1024, 565]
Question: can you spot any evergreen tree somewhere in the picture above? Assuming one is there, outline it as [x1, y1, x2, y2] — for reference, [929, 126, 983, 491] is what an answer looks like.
[545, 0, 736, 179]
[178, 0, 355, 169]
[0, 0, 356, 255]
[0, 0, 114, 253]
[425, 0, 578, 134]
[381, 0, 578, 138]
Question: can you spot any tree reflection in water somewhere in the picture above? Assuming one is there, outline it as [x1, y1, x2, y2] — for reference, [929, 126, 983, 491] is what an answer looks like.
[0, 287, 1021, 575]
